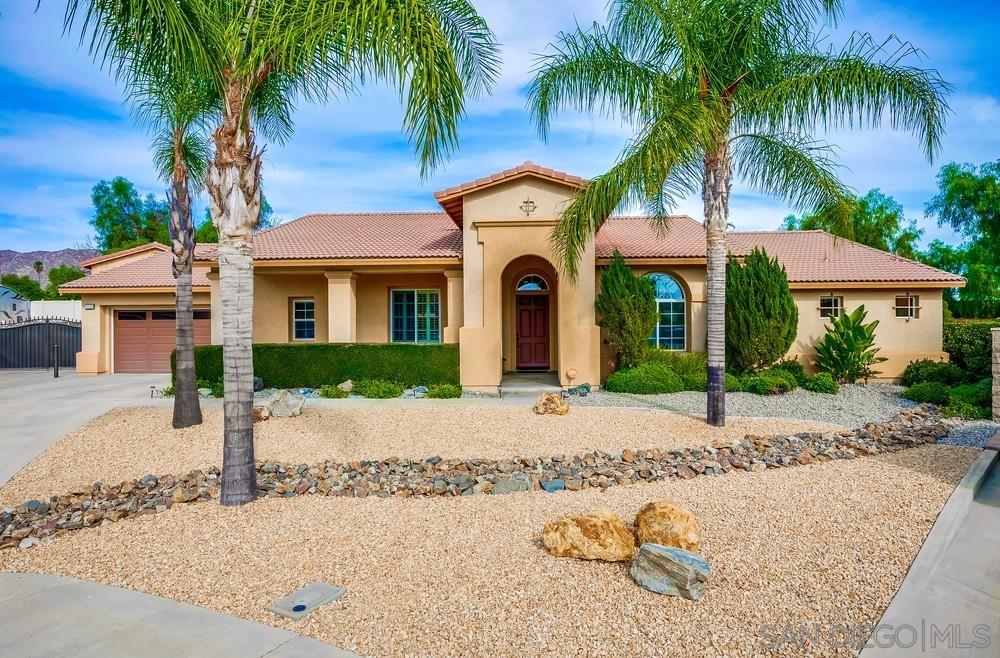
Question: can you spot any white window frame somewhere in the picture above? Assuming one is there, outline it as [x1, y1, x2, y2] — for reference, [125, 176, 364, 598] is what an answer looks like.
[291, 298, 316, 341]
[390, 288, 442, 344]
[894, 294, 920, 320]
[819, 295, 843, 319]
[646, 272, 687, 351]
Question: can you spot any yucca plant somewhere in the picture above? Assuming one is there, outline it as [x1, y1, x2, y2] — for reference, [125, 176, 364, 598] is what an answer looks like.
[813, 305, 886, 383]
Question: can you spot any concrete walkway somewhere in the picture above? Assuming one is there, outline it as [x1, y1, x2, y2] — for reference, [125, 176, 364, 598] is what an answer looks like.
[861, 438, 1000, 657]
[0, 572, 359, 657]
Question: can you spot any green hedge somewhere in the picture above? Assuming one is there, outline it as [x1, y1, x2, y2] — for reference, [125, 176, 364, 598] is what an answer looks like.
[943, 321, 996, 378]
[173, 343, 460, 388]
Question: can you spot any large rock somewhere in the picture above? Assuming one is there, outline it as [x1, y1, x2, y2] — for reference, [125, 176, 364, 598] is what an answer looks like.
[634, 501, 701, 552]
[542, 509, 636, 561]
[337, 380, 354, 393]
[630, 543, 711, 600]
[533, 392, 569, 416]
[266, 390, 305, 418]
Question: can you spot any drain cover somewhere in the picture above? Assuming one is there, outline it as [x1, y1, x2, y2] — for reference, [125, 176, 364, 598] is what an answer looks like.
[268, 581, 345, 620]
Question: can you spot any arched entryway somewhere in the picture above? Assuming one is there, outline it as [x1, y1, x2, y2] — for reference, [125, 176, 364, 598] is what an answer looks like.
[501, 256, 558, 373]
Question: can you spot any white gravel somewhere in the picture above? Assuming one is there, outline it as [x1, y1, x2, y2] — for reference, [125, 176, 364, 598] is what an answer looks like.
[937, 420, 999, 448]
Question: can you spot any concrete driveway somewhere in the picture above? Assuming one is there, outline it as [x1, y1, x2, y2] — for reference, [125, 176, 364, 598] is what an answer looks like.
[0, 370, 171, 485]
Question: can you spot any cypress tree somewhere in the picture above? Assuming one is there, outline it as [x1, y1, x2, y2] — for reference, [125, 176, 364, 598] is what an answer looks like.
[725, 248, 798, 372]
[596, 250, 658, 368]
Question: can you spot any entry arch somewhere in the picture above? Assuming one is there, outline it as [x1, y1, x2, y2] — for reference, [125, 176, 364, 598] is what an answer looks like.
[500, 255, 558, 373]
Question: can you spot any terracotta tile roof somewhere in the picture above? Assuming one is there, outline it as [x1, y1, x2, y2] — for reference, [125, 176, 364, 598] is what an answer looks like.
[596, 217, 964, 284]
[194, 212, 462, 261]
[61, 246, 214, 290]
[80, 242, 168, 268]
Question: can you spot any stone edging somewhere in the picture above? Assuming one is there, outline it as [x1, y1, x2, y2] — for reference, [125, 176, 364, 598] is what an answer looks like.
[1, 406, 956, 549]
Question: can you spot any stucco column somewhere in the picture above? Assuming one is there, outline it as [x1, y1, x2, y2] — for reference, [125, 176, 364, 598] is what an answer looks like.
[992, 327, 999, 422]
[443, 270, 463, 343]
[326, 271, 357, 343]
[76, 300, 107, 374]
[206, 271, 222, 345]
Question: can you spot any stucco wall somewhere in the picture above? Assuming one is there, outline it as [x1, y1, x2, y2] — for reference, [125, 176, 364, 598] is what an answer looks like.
[355, 273, 449, 343]
[252, 272, 329, 343]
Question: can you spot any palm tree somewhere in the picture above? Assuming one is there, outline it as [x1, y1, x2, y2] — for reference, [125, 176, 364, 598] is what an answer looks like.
[528, 0, 948, 426]
[133, 70, 217, 429]
[33, 261, 44, 285]
[65, 0, 499, 505]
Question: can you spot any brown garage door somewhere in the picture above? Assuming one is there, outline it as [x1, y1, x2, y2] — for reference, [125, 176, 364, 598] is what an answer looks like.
[114, 310, 211, 373]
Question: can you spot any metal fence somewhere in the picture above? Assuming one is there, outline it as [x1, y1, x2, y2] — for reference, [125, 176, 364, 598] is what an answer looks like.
[0, 317, 81, 369]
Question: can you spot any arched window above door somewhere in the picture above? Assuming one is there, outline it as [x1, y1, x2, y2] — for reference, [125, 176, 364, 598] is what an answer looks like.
[646, 273, 686, 350]
[516, 274, 548, 291]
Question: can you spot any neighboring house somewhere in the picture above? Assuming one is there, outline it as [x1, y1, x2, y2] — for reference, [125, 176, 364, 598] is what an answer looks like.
[61, 161, 964, 385]
[0, 285, 28, 322]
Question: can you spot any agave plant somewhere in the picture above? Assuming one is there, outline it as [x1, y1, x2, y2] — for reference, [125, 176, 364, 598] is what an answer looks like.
[813, 305, 887, 383]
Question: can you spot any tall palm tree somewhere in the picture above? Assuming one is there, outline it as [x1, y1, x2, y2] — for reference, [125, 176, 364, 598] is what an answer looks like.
[528, 0, 948, 426]
[33, 261, 44, 284]
[65, 0, 499, 504]
[133, 70, 217, 429]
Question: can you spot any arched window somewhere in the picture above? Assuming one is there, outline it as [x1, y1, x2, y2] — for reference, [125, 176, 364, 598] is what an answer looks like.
[516, 274, 548, 291]
[647, 273, 685, 350]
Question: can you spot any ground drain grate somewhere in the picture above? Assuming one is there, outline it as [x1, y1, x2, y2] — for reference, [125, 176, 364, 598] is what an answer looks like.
[268, 581, 345, 620]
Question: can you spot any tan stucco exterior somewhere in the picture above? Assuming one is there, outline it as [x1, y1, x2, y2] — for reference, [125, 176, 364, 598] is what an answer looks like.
[70, 172, 956, 385]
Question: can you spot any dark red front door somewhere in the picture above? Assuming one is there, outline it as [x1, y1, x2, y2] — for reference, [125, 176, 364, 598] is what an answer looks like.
[516, 295, 549, 369]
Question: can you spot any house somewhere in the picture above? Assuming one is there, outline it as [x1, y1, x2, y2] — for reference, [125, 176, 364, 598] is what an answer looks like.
[0, 284, 28, 322]
[60, 161, 965, 386]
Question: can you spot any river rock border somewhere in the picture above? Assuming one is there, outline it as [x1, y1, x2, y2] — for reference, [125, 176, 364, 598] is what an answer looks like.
[1, 406, 957, 549]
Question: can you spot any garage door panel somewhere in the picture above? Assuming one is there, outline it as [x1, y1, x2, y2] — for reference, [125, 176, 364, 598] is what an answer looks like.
[115, 310, 212, 373]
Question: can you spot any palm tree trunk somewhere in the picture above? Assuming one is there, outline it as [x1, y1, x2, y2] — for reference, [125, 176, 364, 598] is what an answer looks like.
[208, 81, 261, 506]
[169, 158, 203, 429]
[704, 146, 731, 427]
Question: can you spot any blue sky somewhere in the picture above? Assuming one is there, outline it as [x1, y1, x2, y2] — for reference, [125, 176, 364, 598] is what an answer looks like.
[1, 0, 998, 251]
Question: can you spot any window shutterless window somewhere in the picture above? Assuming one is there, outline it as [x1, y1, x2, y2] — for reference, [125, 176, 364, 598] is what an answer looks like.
[391, 289, 440, 343]
[291, 299, 315, 340]
[894, 295, 920, 319]
[646, 273, 686, 351]
[819, 296, 843, 318]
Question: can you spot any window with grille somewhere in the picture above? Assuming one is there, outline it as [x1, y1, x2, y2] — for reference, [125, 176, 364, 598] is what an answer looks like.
[291, 299, 315, 340]
[646, 273, 686, 350]
[391, 289, 441, 343]
[894, 295, 920, 319]
[819, 296, 843, 318]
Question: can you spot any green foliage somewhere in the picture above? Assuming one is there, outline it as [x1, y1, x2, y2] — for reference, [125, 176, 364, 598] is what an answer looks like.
[804, 372, 840, 395]
[725, 249, 798, 372]
[45, 264, 86, 299]
[901, 359, 967, 387]
[725, 372, 743, 393]
[209, 381, 224, 398]
[950, 379, 992, 409]
[647, 349, 706, 377]
[0, 274, 45, 301]
[772, 358, 808, 386]
[90, 177, 170, 253]
[903, 381, 950, 406]
[355, 379, 404, 399]
[782, 189, 923, 259]
[941, 400, 992, 420]
[740, 370, 797, 395]
[943, 321, 994, 378]
[174, 343, 460, 389]
[427, 383, 463, 399]
[318, 385, 348, 399]
[920, 240, 1000, 318]
[596, 251, 658, 368]
[813, 306, 887, 383]
[604, 362, 684, 394]
[160, 384, 175, 396]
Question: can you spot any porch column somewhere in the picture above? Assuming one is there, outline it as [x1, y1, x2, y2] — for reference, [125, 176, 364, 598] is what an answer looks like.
[325, 271, 357, 343]
[443, 270, 463, 343]
[207, 270, 222, 345]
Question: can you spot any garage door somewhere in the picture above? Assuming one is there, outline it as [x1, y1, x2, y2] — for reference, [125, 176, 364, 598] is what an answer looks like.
[114, 310, 211, 373]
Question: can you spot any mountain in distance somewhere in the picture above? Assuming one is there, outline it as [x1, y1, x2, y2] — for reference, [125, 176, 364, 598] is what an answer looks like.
[0, 248, 97, 286]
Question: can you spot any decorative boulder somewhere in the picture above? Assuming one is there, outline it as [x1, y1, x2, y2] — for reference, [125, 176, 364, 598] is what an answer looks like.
[253, 376, 265, 392]
[542, 509, 636, 562]
[252, 406, 270, 423]
[337, 380, 354, 393]
[634, 501, 701, 552]
[267, 390, 305, 418]
[629, 543, 711, 600]
[533, 392, 569, 416]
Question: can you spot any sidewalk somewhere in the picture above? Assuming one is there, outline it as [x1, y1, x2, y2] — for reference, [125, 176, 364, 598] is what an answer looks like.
[0, 572, 360, 657]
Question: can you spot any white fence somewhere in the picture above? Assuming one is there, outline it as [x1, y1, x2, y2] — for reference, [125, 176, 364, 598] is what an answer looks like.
[29, 300, 83, 322]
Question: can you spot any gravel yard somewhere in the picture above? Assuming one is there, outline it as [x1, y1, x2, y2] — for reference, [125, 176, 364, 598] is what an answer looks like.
[0, 444, 976, 657]
[0, 405, 844, 506]
[574, 383, 915, 428]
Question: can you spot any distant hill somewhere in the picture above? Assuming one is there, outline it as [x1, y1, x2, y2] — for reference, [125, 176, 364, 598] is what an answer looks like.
[0, 248, 97, 286]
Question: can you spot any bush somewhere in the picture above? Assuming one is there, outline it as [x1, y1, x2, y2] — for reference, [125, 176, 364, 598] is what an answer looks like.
[813, 305, 886, 383]
[901, 359, 967, 387]
[949, 378, 992, 409]
[354, 379, 404, 399]
[943, 321, 994, 378]
[903, 381, 950, 405]
[174, 343, 460, 388]
[772, 358, 808, 386]
[741, 370, 796, 395]
[647, 350, 708, 390]
[725, 372, 743, 392]
[318, 385, 348, 399]
[682, 371, 708, 392]
[605, 362, 684, 394]
[726, 248, 798, 372]
[596, 251, 658, 368]
[804, 372, 840, 395]
[427, 383, 462, 399]
[941, 400, 992, 420]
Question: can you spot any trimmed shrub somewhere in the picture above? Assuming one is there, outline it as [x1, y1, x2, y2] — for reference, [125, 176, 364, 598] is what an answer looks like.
[772, 358, 808, 386]
[901, 359, 966, 387]
[604, 362, 684, 394]
[725, 372, 743, 392]
[741, 370, 796, 395]
[903, 381, 950, 406]
[682, 371, 708, 392]
[318, 385, 348, 399]
[427, 383, 462, 399]
[813, 305, 886, 383]
[949, 378, 992, 409]
[726, 248, 798, 372]
[174, 343, 459, 388]
[943, 321, 994, 378]
[647, 350, 706, 378]
[355, 379, 404, 399]
[596, 250, 658, 368]
[804, 372, 839, 395]
[941, 400, 992, 420]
